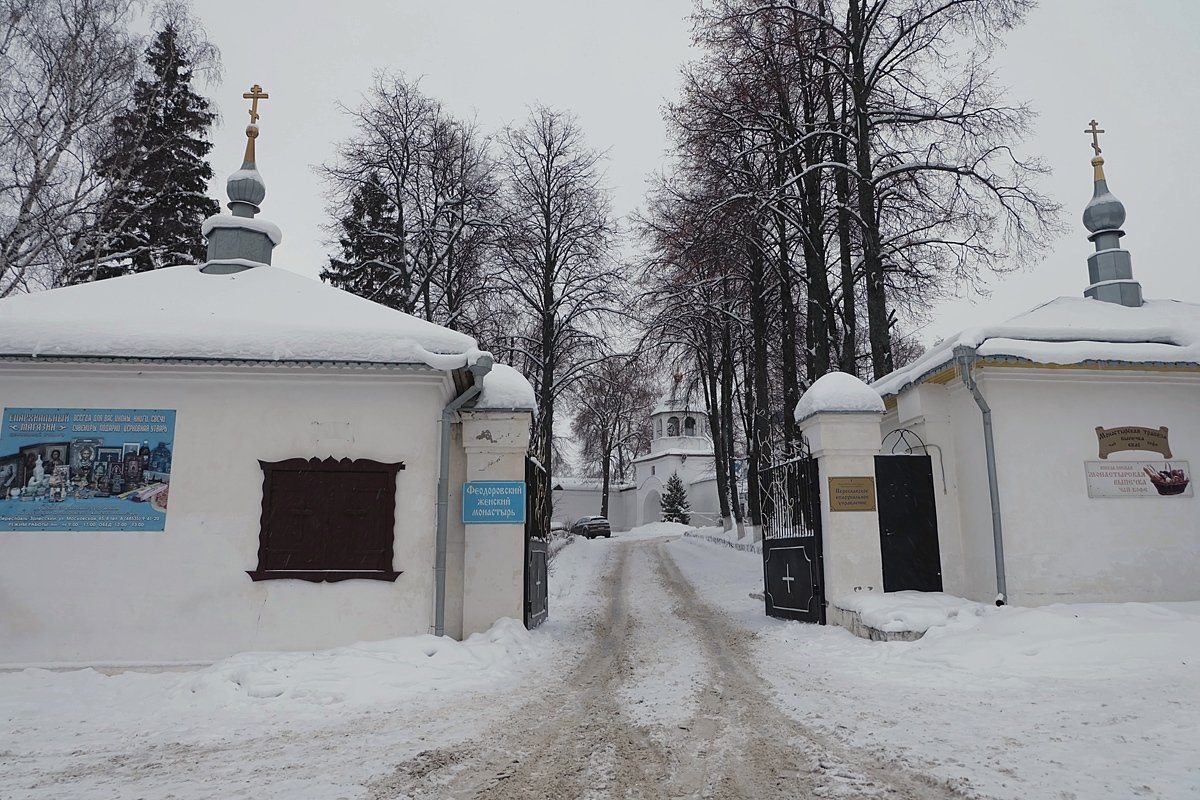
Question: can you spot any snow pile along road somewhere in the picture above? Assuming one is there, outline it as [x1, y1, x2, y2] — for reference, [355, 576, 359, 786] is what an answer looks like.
[671, 535, 1200, 800]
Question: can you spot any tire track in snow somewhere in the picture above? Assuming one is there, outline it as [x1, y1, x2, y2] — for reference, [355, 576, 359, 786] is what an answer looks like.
[370, 538, 972, 799]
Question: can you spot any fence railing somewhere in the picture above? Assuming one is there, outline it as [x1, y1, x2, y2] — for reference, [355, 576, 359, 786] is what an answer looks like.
[758, 454, 821, 540]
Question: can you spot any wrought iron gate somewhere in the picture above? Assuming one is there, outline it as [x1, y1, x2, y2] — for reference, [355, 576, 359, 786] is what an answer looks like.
[760, 449, 825, 623]
[524, 456, 549, 628]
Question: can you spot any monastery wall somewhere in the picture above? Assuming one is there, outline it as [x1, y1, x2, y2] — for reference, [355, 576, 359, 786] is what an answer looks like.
[0, 362, 452, 666]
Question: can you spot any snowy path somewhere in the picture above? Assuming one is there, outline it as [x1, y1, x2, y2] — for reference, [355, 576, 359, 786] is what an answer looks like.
[367, 539, 965, 799]
[3, 530, 1197, 799]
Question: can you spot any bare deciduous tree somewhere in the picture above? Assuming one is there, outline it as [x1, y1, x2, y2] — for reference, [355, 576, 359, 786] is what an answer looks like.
[570, 355, 657, 518]
[493, 106, 621, 477]
[0, 0, 140, 295]
[320, 72, 498, 332]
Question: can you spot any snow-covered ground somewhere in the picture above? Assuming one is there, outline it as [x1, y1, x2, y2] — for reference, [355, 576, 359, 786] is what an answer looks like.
[668, 535, 1200, 800]
[1, 524, 1196, 799]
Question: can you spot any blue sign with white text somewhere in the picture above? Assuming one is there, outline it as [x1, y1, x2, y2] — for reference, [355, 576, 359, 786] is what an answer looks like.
[0, 407, 176, 532]
[463, 480, 526, 525]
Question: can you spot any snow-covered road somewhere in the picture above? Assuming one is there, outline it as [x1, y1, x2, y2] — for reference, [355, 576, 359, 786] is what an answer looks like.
[2, 528, 1197, 799]
[367, 539, 964, 799]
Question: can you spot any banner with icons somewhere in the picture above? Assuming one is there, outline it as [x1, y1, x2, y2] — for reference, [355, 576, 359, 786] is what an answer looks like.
[0, 408, 176, 531]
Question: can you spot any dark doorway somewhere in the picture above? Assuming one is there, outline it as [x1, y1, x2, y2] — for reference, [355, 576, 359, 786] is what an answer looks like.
[874, 454, 942, 593]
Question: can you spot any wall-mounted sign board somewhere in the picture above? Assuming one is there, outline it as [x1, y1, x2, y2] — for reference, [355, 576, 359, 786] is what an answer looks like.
[828, 476, 876, 512]
[1085, 460, 1192, 498]
[463, 480, 526, 524]
[0, 407, 176, 531]
[1095, 426, 1171, 459]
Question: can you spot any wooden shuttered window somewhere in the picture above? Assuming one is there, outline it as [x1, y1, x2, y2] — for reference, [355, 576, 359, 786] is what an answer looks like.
[248, 457, 404, 583]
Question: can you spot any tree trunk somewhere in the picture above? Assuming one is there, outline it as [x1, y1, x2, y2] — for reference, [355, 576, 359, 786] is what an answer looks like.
[848, 0, 893, 379]
[600, 430, 611, 518]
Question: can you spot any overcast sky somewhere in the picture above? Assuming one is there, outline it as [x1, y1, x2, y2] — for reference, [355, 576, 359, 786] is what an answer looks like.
[193, 0, 1200, 346]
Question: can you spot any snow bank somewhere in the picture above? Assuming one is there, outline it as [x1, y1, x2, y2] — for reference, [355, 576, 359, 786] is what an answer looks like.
[0, 264, 485, 370]
[875, 296, 1200, 396]
[475, 362, 536, 410]
[833, 591, 985, 633]
[907, 600, 1200, 680]
[172, 619, 535, 708]
[616, 521, 691, 541]
[0, 618, 538, 718]
[795, 371, 885, 422]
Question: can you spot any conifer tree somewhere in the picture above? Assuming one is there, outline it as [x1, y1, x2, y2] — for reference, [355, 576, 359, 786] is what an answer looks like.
[71, 13, 219, 283]
[320, 172, 409, 308]
[661, 472, 691, 525]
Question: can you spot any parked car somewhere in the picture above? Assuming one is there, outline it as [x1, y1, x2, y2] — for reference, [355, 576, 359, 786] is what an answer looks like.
[570, 516, 611, 539]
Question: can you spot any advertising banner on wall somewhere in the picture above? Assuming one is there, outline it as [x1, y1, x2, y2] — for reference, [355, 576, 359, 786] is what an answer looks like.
[0, 408, 176, 531]
[1084, 460, 1193, 499]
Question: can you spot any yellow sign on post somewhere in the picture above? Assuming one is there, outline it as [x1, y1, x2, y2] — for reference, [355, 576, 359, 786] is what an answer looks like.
[828, 476, 876, 512]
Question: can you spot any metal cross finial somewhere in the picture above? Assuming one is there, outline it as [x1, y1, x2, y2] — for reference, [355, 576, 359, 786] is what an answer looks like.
[1085, 119, 1105, 156]
[243, 84, 269, 124]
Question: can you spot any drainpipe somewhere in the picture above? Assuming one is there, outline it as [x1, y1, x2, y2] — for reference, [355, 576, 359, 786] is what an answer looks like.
[434, 353, 494, 636]
[953, 346, 1008, 606]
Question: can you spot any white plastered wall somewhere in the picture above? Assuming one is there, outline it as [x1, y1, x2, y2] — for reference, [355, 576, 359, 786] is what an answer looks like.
[884, 381, 970, 598]
[982, 368, 1200, 605]
[632, 450, 720, 526]
[892, 365, 1200, 606]
[0, 362, 454, 666]
[551, 487, 605, 528]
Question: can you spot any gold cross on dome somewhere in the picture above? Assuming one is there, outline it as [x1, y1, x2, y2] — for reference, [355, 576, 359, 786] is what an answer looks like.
[243, 84, 269, 124]
[1085, 119, 1105, 156]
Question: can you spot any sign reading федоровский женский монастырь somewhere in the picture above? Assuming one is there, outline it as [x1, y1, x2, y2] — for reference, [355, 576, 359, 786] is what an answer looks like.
[0, 407, 176, 531]
[463, 480, 526, 524]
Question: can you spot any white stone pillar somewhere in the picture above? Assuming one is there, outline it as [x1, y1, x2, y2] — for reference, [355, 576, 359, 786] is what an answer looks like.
[459, 409, 532, 637]
[798, 410, 885, 606]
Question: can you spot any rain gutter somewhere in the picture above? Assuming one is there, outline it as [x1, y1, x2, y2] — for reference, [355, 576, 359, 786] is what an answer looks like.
[434, 353, 494, 637]
[954, 345, 1008, 606]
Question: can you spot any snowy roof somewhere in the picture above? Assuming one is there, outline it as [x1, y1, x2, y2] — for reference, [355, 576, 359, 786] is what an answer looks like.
[874, 296, 1200, 397]
[0, 264, 486, 370]
[475, 363, 536, 410]
[794, 371, 885, 422]
[651, 399, 706, 416]
[550, 477, 634, 491]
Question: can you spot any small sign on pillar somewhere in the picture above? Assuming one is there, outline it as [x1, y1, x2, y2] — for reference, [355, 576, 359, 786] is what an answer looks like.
[828, 476, 876, 512]
[463, 480, 526, 524]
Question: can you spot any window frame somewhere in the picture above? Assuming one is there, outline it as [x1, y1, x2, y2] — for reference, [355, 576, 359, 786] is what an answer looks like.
[247, 456, 405, 583]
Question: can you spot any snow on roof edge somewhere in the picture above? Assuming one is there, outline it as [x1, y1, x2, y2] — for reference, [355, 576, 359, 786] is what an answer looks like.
[873, 296, 1200, 397]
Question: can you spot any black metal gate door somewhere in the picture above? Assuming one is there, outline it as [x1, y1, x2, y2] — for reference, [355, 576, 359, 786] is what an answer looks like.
[874, 454, 943, 593]
[760, 454, 825, 623]
[524, 456, 549, 628]
[525, 538, 548, 628]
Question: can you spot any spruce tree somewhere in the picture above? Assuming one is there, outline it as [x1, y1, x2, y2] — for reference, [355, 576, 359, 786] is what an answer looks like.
[661, 472, 691, 525]
[71, 21, 219, 283]
[320, 172, 408, 308]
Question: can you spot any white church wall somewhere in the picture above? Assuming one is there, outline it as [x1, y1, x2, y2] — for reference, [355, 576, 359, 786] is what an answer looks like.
[0, 362, 453, 666]
[686, 477, 723, 526]
[946, 377, 1006, 604]
[443, 423, 467, 641]
[552, 487, 604, 527]
[610, 487, 636, 531]
[885, 382, 972, 599]
[982, 368, 1200, 606]
[638, 475, 664, 526]
[459, 410, 529, 637]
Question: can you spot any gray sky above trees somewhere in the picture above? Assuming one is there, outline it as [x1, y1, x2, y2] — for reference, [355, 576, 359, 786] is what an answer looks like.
[192, 0, 1200, 346]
